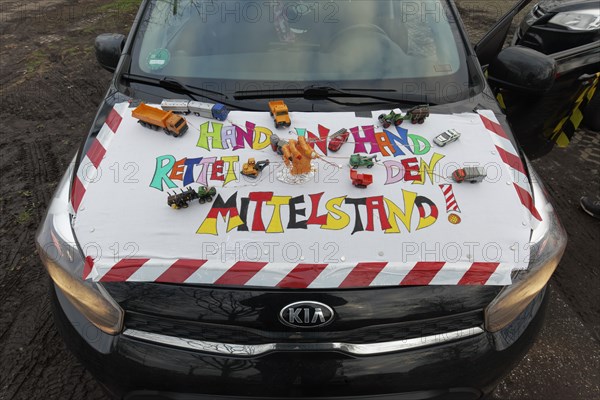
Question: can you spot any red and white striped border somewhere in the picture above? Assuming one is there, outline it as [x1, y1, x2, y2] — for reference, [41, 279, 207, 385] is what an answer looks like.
[478, 112, 542, 226]
[71, 103, 128, 214]
[85, 258, 513, 287]
[75, 108, 525, 287]
[439, 184, 460, 213]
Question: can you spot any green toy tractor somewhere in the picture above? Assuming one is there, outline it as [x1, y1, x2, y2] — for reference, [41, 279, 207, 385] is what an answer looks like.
[198, 186, 217, 204]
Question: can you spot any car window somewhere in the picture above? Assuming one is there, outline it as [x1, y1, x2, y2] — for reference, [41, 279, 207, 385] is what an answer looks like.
[131, 0, 471, 102]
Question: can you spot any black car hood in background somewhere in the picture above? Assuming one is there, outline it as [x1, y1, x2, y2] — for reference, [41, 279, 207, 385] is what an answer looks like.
[539, 0, 600, 13]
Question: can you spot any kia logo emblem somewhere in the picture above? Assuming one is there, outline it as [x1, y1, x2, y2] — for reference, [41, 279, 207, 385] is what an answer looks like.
[279, 301, 334, 328]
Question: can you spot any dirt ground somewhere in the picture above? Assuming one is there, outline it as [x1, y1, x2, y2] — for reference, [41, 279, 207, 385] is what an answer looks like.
[0, 0, 598, 399]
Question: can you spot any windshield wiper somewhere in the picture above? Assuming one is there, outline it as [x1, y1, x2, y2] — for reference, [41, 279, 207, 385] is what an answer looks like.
[234, 85, 431, 106]
[120, 73, 259, 111]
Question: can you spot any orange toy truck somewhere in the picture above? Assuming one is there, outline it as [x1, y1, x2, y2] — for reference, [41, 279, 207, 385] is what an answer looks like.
[269, 100, 291, 129]
[132, 103, 188, 137]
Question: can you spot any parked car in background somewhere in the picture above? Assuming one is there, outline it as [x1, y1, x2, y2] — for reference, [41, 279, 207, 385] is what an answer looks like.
[481, 0, 600, 158]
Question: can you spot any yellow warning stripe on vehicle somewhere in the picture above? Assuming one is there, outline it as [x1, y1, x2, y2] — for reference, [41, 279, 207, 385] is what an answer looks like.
[549, 72, 599, 148]
[496, 92, 506, 110]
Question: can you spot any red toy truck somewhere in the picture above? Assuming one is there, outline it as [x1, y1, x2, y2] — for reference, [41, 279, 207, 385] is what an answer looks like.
[452, 167, 486, 183]
[328, 129, 350, 152]
[350, 169, 373, 188]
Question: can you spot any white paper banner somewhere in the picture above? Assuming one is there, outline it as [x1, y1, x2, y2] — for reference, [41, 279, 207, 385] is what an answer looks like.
[73, 103, 532, 287]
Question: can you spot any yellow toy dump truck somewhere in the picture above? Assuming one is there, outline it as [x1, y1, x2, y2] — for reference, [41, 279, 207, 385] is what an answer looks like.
[132, 103, 188, 137]
[269, 100, 291, 129]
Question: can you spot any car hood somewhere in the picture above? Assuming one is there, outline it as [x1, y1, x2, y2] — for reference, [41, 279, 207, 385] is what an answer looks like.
[70, 101, 540, 289]
[539, 0, 600, 13]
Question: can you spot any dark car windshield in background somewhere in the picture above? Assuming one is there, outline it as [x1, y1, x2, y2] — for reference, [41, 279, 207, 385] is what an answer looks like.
[130, 0, 473, 103]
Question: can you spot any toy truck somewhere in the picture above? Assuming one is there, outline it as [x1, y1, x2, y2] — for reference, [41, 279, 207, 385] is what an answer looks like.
[350, 169, 373, 188]
[167, 187, 199, 209]
[160, 99, 191, 114]
[378, 105, 430, 127]
[328, 128, 350, 152]
[161, 99, 230, 121]
[133, 103, 188, 137]
[404, 104, 430, 124]
[168, 186, 217, 209]
[452, 167, 486, 183]
[349, 154, 378, 169]
[188, 101, 230, 121]
[269, 100, 291, 128]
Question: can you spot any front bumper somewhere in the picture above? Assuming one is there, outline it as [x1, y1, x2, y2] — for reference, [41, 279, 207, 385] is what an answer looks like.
[51, 280, 549, 400]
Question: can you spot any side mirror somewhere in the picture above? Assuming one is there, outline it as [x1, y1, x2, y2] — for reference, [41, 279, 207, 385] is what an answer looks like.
[488, 46, 556, 93]
[95, 33, 125, 73]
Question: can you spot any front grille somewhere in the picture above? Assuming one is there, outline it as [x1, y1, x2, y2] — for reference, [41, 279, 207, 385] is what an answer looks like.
[124, 310, 483, 345]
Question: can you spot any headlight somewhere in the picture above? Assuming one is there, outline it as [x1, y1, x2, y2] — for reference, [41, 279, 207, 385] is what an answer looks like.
[36, 160, 124, 335]
[523, 4, 546, 27]
[484, 165, 567, 332]
[548, 10, 600, 31]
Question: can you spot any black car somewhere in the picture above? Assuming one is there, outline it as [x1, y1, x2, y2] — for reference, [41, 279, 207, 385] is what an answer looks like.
[514, 0, 600, 54]
[37, 1, 567, 399]
[482, 0, 600, 158]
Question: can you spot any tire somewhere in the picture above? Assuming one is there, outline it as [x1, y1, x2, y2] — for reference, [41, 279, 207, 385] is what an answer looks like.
[367, 164, 373, 169]
[394, 119, 402, 126]
[383, 121, 391, 129]
[583, 89, 600, 132]
[411, 118, 417, 124]
[418, 118, 425, 124]
[199, 198, 205, 204]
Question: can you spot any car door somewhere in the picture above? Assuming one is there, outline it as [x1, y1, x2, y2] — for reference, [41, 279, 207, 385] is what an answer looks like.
[474, 0, 600, 159]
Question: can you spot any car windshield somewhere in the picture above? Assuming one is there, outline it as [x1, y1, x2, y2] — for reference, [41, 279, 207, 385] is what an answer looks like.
[130, 0, 472, 104]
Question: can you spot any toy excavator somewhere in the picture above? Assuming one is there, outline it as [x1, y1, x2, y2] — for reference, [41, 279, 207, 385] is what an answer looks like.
[242, 158, 270, 178]
[281, 136, 317, 175]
